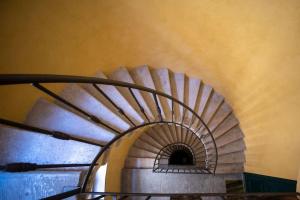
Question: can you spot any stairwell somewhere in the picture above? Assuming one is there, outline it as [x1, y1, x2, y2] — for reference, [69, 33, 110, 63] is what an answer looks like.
[0, 65, 246, 199]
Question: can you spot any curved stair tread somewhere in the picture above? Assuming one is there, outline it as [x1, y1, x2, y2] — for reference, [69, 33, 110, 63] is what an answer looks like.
[109, 67, 155, 121]
[129, 65, 166, 120]
[128, 147, 157, 158]
[202, 101, 232, 133]
[206, 126, 244, 149]
[125, 157, 154, 169]
[176, 124, 184, 142]
[0, 125, 99, 164]
[182, 128, 191, 144]
[133, 139, 161, 154]
[0, 171, 83, 200]
[217, 151, 245, 164]
[208, 139, 246, 156]
[155, 124, 175, 143]
[184, 77, 202, 126]
[168, 124, 179, 143]
[150, 68, 173, 121]
[187, 129, 199, 146]
[202, 113, 239, 138]
[201, 91, 224, 125]
[150, 125, 171, 145]
[59, 83, 130, 132]
[139, 133, 164, 150]
[197, 84, 213, 118]
[169, 71, 185, 122]
[94, 71, 144, 125]
[25, 98, 115, 144]
[215, 163, 244, 174]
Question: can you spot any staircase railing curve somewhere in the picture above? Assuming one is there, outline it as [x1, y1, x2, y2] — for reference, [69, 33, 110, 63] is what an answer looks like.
[0, 74, 218, 194]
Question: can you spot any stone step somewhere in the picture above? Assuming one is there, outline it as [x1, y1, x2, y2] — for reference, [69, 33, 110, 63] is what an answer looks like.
[25, 98, 115, 144]
[205, 125, 244, 149]
[217, 151, 245, 164]
[211, 113, 240, 138]
[122, 168, 243, 193]
[0, 171, 83, 200]
[197, 84, 213, 118]
[128, 146, 157, 158]
[183, 77, 202, 127]
[215, 163, 244, 174]
[207, 139, 246, 156]
[200, 101, 232, 133]
[94, 71, 144, 125]
[202, 90, 224, 125]
[125, 157, 155, 169]
[169, 71, 185, 122]
[109, 66, 155, 121]
[151, 68, 173, 121]
[130, 65, 166, 120]
[0, 124, 99, 165]
[59, 83, 130, 133]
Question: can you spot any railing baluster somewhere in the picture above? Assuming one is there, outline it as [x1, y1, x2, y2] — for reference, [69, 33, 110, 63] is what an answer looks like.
[145, 196, 151, 200]
[128, 88, 150, 123]
[152, 93, 163, 122]
[188, 113, 198, 129]
[171, 100, 174, 123]
[181, 107, 186, 125]
[32, 83, 121, 134]
[0, 118, 103, 147]
[93, 84, 136, 127]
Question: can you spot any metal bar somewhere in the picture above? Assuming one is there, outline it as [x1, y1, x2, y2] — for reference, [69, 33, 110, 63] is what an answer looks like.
[129, 88, 150, 123]
[188, 114, 198, 129]
[81, 192, 300, 197]
[93, 84, 136, 126]
[145, 196, 151, 200]
[33, 83, 121, 134]
[0, 162, 93, 172]
[89, 195, 106, 200]
[41, 187, 81, 200]
[0, 118, 103, 147]
[181, 107, 186, 125]
[152, 93, 162, 121]
[171, 100, 174, 123]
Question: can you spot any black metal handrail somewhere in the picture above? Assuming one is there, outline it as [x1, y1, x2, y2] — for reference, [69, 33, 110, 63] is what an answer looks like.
[77, 192, 300, 199]
[0, 74, 218, 194]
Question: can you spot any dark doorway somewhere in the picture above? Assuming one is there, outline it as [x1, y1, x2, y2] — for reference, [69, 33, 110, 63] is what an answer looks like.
[168, 149, 194, 165]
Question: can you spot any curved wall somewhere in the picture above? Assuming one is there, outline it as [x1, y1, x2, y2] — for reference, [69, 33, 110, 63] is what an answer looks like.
[0, 0, 300, 180]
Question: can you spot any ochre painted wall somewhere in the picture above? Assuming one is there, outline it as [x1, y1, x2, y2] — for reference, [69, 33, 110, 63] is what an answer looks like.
[0, 0, 300, 180]
[104, 128, 145, 192]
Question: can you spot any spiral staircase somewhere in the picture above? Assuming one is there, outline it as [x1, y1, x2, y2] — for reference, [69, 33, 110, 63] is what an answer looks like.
[0, 65, 297, 199]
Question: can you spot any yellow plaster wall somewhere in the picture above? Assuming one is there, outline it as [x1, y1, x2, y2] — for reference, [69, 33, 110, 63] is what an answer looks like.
[0, 0, 300, 180]
[104, 128, 145, 192]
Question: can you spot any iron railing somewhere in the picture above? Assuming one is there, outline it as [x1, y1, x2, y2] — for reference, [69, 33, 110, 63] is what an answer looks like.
[43, 191, 300, 200]
[153, 142, 209, 174]
[0, 74, 218, 194]
[0, 75, 299, 199]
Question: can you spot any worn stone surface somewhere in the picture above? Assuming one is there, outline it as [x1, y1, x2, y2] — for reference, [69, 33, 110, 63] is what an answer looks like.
[122, 169, 243, 200]
[0, 171, 82, 200]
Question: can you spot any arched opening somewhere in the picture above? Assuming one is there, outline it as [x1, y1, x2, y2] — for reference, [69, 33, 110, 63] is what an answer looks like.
[168, 149, 194, 165]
